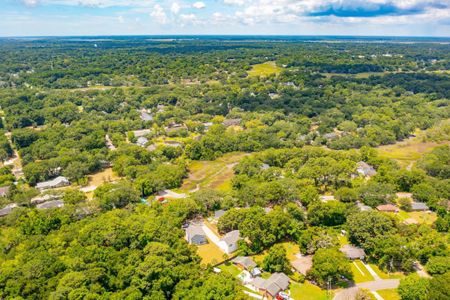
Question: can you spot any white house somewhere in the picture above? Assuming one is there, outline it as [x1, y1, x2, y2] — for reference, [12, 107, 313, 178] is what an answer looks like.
[36, 176, 70, 190]
[218, 230, 240, 254]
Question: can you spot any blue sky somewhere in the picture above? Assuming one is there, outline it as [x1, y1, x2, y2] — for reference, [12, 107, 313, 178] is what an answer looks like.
[1, 0, 449, 37]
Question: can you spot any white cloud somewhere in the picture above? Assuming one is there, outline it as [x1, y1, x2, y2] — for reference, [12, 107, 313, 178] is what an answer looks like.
[23, 0, 39, 6]
[150, 4, 168, 24]
[223, 0, 247, 5]
[118, 15, 125, 23]
[171, 2, 181, 14]
[192, 1, 206, 9]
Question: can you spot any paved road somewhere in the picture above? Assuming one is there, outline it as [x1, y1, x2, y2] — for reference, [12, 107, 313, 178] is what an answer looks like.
[357, 279, 400, 291]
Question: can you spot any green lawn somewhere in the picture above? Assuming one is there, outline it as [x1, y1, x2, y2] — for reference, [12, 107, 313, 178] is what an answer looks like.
[395, 210, 437, 225]
[289, 281, 330, 300]
[351, 260, 374, 283]
[369, 264, 404, 280]
[248, 62, 282, 77]
[219, 263, 242, 277]
[378, 289, 400, 300]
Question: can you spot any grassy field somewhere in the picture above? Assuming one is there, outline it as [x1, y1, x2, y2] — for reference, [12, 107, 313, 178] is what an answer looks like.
[252, 242, 300, 265]
[377, 289, 400, 300]
[396, 210, 437, 225]
[218, 262, 242, 277]
[351, 260, 374, 283]
[197, 237, 225, 265]
[323, 72, 387, 79]
[248, 61, 282, 77]
[368, 264, 404, 280]
[181, 152, 247, 192]
[290, 282, 330, 300]
[377, 126, 449, 168]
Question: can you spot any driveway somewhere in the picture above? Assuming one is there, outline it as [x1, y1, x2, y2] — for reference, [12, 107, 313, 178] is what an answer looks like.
[201, 222, 221, 246]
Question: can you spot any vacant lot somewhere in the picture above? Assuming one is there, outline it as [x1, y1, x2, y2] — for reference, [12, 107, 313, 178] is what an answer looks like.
[248, 61, 282, 77]
[290, 281, 330, 300]
[181, 152, 247, 192]
[377, 127, 449, 168]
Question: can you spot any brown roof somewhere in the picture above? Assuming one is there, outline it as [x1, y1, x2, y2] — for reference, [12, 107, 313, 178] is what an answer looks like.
[376, 204, 399, 212]
[292, 256, 313, 275]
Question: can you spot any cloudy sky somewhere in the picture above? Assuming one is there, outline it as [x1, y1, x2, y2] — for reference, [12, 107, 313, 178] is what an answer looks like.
[1, 0, 449, 37]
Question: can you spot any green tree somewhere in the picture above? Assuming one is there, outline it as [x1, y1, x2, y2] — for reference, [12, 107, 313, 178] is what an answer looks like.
[308, 248, 352, 287]
[262, 244, 291, 274]
[398, 274, 429, 300]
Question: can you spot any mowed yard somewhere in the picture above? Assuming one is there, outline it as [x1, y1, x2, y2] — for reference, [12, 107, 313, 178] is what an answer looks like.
[180, 152, 247, 192]
[247, 61, 283, 77]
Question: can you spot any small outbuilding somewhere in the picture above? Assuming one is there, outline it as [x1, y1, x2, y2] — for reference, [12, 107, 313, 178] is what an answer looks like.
[411, 202, 429, 211]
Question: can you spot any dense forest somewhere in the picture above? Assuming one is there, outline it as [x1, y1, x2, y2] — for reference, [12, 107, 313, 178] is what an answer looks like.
[0, 37, 448, 300]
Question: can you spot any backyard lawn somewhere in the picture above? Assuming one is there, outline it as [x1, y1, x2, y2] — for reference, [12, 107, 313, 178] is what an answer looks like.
[377, 289, 400, 300]
[196, 238, 225, 265]
[396, 210, 437, 225]
[350, 260, 374, 283]
[248, 61, 282, 77]
[290, 281, 330, 300]
[219, 262, 242, 277]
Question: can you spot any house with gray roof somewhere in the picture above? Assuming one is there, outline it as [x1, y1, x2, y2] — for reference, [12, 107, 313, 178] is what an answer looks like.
[411, 202, 429, 211]
[232, 256, 257, 270]
[36, 176, 70, 190]
[31, 193, 61, 205]
[185, 225, 208, 245]
[0, 186, 10, 197]
[356, 161, 377, 178]
[250, 272, 290, 299]
[222, 118, 241, 127]
[0, 203, 17, 217]
[340, 244, 366, 260]
[218, 230, 240, 254]
[36, 200, 64, 210]
[214, 209, 227, 220]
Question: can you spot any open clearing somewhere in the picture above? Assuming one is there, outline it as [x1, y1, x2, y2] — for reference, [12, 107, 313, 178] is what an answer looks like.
[396, 210, 437, 225]
[248, 61, 282, 77]
[377, 124, 449, 168]
[181, 152, 247, 192]
[82, 168, 120, 199]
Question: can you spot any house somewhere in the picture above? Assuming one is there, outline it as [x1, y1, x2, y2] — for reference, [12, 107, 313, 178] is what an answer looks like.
[36, 200, 64, 210]
[356, 201, 372, 211]
[185, 225, 208, 245]
[411, 202, 429, 211]
[0, 186, 10, 197]
[165, 123, 186, 133]
[31, 194, 61, 205]
[36, 176, 70, 190]
[356, 161, 376, 178]
[376, 204, 399, 213]
[139, 109, 153, 121]
[132, 129, 151, 138]
[218, 230, 240, 254]
[222, 118, 241, 127]
[136, 136, 148, 147]
[0, 203, 17, 217]
[251, 272, 290, 299]
[396, 192, 413, 199]
[214, 209, 227, 220]
[340, 244, 366, 260]
[292, 255, 313, 276]
[320, 195, 335, 202]
[232, 256, 257, 270]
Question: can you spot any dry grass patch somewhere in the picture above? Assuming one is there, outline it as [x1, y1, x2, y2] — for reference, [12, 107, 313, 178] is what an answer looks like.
[248, 61, 282, 77]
